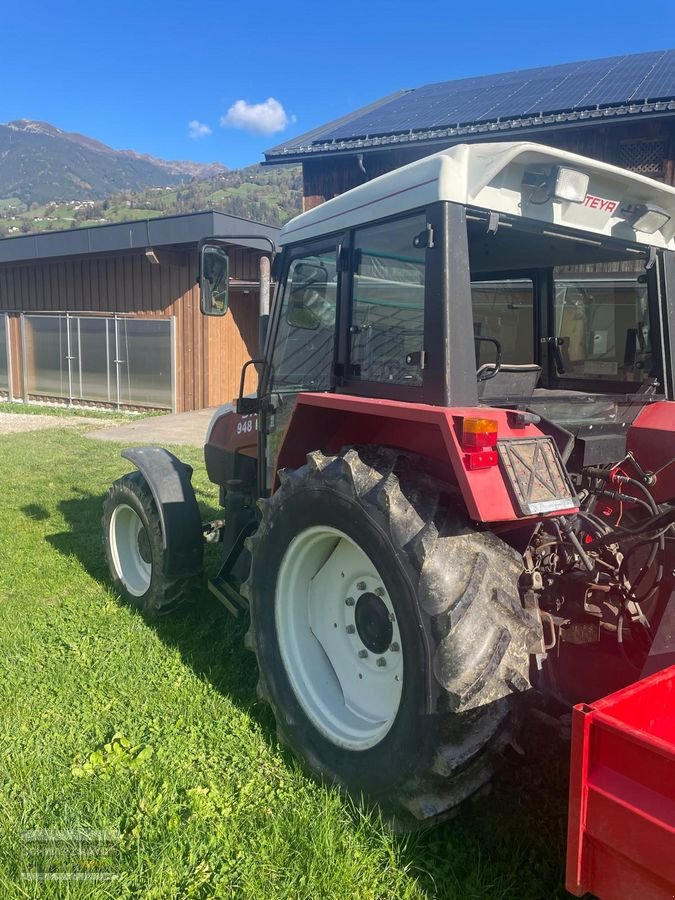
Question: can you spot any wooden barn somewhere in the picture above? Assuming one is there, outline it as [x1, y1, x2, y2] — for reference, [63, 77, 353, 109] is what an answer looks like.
[264, 49, 675, 206]
[0, 212, 277, 411]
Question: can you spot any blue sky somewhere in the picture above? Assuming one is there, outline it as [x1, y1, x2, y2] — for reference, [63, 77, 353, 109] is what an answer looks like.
[1, 0, 673, 170]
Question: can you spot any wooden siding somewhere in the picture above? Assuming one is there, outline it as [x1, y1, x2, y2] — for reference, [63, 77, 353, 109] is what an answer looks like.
[302, 119, 675, 207]
[0, 246, 262, 411]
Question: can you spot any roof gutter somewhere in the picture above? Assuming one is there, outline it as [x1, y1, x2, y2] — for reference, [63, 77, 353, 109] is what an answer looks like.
[0, 211, 278, 265]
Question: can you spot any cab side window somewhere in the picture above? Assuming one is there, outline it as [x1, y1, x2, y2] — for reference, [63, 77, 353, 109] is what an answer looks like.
[349, 214, 427, 385]
[270, 248, 338, 394]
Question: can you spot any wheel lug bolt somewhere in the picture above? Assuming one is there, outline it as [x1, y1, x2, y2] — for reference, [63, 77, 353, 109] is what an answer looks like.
[357, 581, 367, 591]
[345, 597, 355, 606]
[389, 642, 400, 652]
[358, 649, 368, 659]
[376, 657, 387, 667]
[375, 587, 385, 597]
[346, 625, 356, 634]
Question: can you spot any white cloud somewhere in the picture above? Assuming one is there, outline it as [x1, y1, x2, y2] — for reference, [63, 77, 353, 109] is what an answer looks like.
[188, 120, 212, 139]
[220, 97, 290, 136]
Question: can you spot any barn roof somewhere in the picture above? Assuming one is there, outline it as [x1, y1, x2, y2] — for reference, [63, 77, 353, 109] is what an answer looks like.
[265, 49, 675, 164]
[0, 211, 278, 265]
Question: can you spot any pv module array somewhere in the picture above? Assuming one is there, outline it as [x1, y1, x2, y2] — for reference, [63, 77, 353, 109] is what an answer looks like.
[319, 51, 675, 143]
[318, 51, 675, 143]
[267, 50, 675, 157]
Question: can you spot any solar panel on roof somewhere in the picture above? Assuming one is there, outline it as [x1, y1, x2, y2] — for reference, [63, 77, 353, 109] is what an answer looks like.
[307, 50, 675, 146]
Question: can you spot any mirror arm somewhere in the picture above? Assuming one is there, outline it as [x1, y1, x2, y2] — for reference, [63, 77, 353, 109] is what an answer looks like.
[198, 235, 277, 254]
[236, 396, 263, 415]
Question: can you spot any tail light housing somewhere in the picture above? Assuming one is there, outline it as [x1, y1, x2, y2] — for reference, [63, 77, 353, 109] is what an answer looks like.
[462, 417, 499, 470]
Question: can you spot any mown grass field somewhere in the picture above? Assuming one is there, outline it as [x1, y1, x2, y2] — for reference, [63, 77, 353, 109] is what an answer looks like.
[0, 424, 570, 898]
[0, 402, 142, 422]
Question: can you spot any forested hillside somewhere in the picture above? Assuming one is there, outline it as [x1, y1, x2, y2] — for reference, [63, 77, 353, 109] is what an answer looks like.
[0, 164, 303, 238]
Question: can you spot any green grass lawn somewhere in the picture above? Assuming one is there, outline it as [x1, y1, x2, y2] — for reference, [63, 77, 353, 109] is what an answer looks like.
[0, 427, 570, 898]
[0, 401, 139, 422]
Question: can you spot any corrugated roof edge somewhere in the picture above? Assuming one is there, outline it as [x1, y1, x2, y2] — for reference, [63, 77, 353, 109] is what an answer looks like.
[0, 210, 279, 265]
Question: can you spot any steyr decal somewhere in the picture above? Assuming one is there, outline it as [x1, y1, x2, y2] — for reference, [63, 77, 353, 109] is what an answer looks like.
[583, 194, 619, 214]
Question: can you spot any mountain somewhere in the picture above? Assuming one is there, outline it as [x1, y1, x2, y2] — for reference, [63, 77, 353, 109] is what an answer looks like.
[0, 120, 227, 205]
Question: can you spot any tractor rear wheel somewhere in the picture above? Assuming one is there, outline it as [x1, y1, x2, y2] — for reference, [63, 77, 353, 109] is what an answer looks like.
[243, 447, 540, 825]
[102, 471, 197, 615]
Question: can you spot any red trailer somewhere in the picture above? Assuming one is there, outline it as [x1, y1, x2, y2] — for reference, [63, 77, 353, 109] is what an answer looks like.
[567, 664, 675, 899]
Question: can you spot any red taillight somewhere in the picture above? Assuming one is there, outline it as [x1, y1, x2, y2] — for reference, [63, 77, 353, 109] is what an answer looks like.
[462, 417, 498, 470]
[462, 417, 498, 450]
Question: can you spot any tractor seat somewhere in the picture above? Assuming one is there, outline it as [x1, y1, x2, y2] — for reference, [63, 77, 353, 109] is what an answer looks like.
[477, 363, 541, 401]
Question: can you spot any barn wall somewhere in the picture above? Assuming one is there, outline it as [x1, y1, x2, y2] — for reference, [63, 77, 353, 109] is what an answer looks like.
[0, 246, 262, 411]
[301, 119, 675, 207]
[205, 295, 260, 407]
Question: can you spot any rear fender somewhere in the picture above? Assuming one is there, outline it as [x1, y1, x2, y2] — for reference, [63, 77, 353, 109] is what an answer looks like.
[121, 447, 203, 577]
[275, 393, 578, 524]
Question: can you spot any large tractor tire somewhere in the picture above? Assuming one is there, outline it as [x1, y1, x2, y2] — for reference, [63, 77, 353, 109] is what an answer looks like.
[102, 471, 197, 615]
[243, 447, 541, 825]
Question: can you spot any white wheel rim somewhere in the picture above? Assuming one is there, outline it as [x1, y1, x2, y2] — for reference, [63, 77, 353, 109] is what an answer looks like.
[109, 503, 152, 597]
[276, 526, 403, 751]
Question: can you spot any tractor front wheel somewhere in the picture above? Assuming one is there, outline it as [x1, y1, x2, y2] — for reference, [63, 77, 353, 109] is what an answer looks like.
[244, 447, 540, 826]
[102, 471, 196, 615]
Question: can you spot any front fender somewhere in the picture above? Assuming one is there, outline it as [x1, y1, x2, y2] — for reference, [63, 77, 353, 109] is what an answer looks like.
[121, 447, 203, 578]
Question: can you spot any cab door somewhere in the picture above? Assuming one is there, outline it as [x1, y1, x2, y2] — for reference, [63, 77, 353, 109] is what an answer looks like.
[260, 239, 343, 490]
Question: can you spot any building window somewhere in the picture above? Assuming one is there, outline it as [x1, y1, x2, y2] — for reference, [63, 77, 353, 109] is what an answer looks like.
[23, 314, 174, 409]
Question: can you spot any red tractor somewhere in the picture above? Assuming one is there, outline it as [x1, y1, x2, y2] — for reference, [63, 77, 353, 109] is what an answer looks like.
[103, 141, 675, 831]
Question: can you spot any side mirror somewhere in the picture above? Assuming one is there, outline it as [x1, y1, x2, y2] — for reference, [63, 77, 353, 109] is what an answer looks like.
[200, 244, 230, 316]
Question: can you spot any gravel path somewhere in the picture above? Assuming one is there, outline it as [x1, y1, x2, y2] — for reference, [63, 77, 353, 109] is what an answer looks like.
[0, 413, 105, 435]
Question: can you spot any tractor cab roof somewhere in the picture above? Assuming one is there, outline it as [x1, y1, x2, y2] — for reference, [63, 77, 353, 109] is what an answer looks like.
[278, 141, 675, 251]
